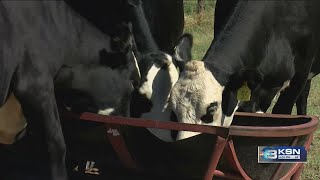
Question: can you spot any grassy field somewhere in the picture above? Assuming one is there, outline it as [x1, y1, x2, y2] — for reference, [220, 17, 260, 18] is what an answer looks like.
[184, 1, 320, 179]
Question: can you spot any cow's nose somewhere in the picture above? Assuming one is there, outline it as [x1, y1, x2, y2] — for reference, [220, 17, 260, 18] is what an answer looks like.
[238, 102, 256, 113]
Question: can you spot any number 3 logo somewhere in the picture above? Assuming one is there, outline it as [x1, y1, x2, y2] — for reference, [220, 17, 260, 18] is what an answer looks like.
[267, 150, 277, 159]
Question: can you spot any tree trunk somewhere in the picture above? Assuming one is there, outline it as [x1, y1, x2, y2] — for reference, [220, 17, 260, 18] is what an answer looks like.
[197, 0, 205, 14]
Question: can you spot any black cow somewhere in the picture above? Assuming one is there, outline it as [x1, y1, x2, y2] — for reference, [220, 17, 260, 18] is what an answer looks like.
[64, 0, 131, 35]
[170, 1, 320, 139]
[213, 0, 320, 115]
[0, 1, 139, 179]
[238, 61, 319, 114]
[295, 63, 319, 115]
[141, 0, 184, 53]
[66, 0, 185, 55]
[127, 0, 192, 141]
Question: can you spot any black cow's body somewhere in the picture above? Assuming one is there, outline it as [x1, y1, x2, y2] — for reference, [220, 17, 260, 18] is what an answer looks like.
[295, 62, 320, 115]
[214, 0, 320, 115]
[0, 1, 138, 179]
[66, 0, 185, 54]
[208, 0, 320, 116]
[141, 0, 184, 53]
[170, 1, 320, 139]
[64, 0, 130, 36]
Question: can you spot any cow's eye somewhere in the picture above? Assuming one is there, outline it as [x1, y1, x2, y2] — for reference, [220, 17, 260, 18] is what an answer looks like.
[207, 102, 218, 114]
[200, 102, 218, 123]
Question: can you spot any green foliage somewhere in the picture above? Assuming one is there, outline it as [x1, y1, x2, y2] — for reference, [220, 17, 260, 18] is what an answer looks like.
[184, 0, 216, 60]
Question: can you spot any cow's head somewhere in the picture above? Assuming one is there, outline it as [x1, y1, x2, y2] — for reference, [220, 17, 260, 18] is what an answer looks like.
[55, 64, 133, 117]
[102, 22, 141, 89]
[237, 80, 291, 113]
[237, 36, 295, 113]
[170, 60, 263, 140]
[55, 24, 138, 117]
[130, 34, 193, 118]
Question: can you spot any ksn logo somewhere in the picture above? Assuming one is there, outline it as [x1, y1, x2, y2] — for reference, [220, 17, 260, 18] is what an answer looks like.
[258, 146, 307, 163]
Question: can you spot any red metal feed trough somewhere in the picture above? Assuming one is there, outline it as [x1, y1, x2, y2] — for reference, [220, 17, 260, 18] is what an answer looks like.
[61, 111, 318, 180]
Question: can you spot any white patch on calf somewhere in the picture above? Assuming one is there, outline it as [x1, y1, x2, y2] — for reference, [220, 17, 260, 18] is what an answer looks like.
[139, 65, 160, 99]
[132, 51, 141, 79]
[139, 54, 179, 105]
[165, 54, 173, 64]
[138, 54, 180, 142]
[0, 93, 27, 144]
[170, 61, 229, 140]
[98, 108, 115, 115]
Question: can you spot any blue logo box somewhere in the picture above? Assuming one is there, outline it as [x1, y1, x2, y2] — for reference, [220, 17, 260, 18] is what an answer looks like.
[258, 146, 307, 163]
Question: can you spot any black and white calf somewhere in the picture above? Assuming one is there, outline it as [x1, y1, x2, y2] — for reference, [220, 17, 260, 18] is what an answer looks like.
[0, 1, 139, 179]
[64, 0, 191, 141]
[127, 0, 192, 141]
[170, 1, 320, 140]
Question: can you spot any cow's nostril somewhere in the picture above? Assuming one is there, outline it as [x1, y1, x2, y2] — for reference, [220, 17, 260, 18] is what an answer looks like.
[237, 106, 246, 112]
[200, 114, 214, 123]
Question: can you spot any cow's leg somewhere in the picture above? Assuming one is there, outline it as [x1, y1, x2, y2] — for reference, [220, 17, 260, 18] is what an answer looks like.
[272, 72, 310, 114]
[296, 79, 311, 115]
[14, 71, 67, 180]
[272, 37, 315, 115]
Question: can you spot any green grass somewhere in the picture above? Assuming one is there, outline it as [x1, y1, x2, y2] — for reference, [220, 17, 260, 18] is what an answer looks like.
[300, 76, 320, 179]
[184, 0, 216, 60]
[184, 1, 320, 179]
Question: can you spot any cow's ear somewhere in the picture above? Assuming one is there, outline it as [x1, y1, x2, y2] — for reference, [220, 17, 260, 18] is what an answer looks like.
[173, 33, 193, 71]
[221, 69, 263, 116]
[55, 65, 74, 88]
[99, 49, 127, 69]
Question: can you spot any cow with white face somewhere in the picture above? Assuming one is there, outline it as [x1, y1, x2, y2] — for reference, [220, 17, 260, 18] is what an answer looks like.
[170, 1, 319, 140]
[170, 60, 238, 140]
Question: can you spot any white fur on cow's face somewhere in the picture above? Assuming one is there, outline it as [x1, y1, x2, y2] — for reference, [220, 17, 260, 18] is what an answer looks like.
[170, 61, 230, 140]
